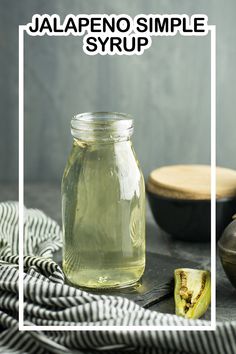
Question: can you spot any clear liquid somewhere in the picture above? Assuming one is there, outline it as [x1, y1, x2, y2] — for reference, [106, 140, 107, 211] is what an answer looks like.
[62, 139, 145, 289]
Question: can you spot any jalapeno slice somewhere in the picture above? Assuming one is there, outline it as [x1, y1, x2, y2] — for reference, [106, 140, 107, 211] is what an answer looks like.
[174, 268, 211, 319]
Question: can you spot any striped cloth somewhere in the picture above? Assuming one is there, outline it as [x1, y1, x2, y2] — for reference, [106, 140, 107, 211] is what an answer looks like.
[0, 202, 235, 354]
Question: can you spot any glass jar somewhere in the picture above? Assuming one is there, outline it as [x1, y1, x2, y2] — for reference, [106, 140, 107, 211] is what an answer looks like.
[62, 112, 145, 289]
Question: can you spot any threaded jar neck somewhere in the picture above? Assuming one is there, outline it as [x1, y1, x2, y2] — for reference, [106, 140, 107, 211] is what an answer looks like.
[71, 112, 134, 142]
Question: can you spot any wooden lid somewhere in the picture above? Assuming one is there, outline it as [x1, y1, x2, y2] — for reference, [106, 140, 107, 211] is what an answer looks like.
[147, 165, 236, 200]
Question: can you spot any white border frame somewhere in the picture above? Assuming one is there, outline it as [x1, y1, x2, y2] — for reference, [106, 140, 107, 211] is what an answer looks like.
[18, 24, 216, 331]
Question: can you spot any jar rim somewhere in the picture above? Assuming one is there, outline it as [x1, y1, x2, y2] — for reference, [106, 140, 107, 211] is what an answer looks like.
[71, 112, 134, 141]
[73, 111, 133, 122]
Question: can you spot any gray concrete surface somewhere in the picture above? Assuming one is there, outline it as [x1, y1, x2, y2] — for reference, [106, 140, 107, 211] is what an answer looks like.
[1, 0, 236, 182]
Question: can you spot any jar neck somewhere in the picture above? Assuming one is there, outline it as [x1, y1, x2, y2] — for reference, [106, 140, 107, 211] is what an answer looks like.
[71, 112, 133, 143]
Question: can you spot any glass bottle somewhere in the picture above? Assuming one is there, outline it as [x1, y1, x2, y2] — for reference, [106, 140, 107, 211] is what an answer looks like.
[62, 112, 145, 289]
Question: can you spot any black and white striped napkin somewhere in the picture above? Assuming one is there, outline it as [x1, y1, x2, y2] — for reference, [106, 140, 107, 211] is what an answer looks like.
[0, 201, 235, 354]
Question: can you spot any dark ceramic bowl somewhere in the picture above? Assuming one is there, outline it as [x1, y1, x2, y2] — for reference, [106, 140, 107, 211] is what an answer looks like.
[147, 191, 236, 242]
